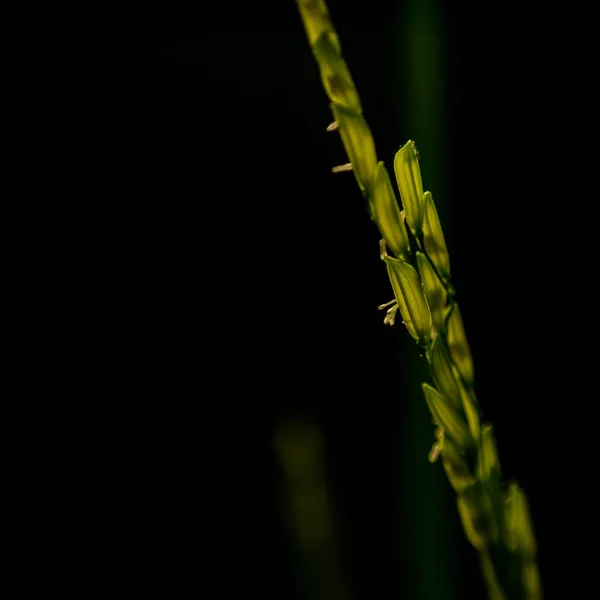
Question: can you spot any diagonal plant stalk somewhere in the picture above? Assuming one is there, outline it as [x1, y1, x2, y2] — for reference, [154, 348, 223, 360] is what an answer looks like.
[295, 1, 542, 599]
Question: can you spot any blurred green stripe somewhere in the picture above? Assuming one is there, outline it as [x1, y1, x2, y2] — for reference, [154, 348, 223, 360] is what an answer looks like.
[274, 419, 350, 600]
[395, 1, 456, 598]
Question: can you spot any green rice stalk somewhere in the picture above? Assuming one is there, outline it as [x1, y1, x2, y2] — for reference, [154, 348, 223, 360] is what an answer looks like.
[274, 419, 350, 600]
[295, 1, 542, 598]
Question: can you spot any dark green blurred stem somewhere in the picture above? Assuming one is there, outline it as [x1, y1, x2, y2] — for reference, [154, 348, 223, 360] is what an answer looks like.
[274, 419, 350, 600]
[395, 1, 456, 599]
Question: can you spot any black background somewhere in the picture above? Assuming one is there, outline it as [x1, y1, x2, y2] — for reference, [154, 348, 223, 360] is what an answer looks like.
[80, 1, 596, 597]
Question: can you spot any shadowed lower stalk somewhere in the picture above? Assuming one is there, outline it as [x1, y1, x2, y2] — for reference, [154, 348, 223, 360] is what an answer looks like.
[275, 419, 350, 600]
[294, 1, 542, 598]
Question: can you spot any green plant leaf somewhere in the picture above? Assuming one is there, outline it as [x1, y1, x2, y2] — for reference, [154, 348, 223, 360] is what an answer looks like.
[367, 162, 410, 260]
[330, 103, 378, 190]
[430, 334, 462, 410]
[422, 191, 450, 280]
[384, 256, 431, 344]
[416, 252, 447, 334]
[422, 383, 471, 449]
[393, 140, 424, 235]
[447, 304, 474, 386]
